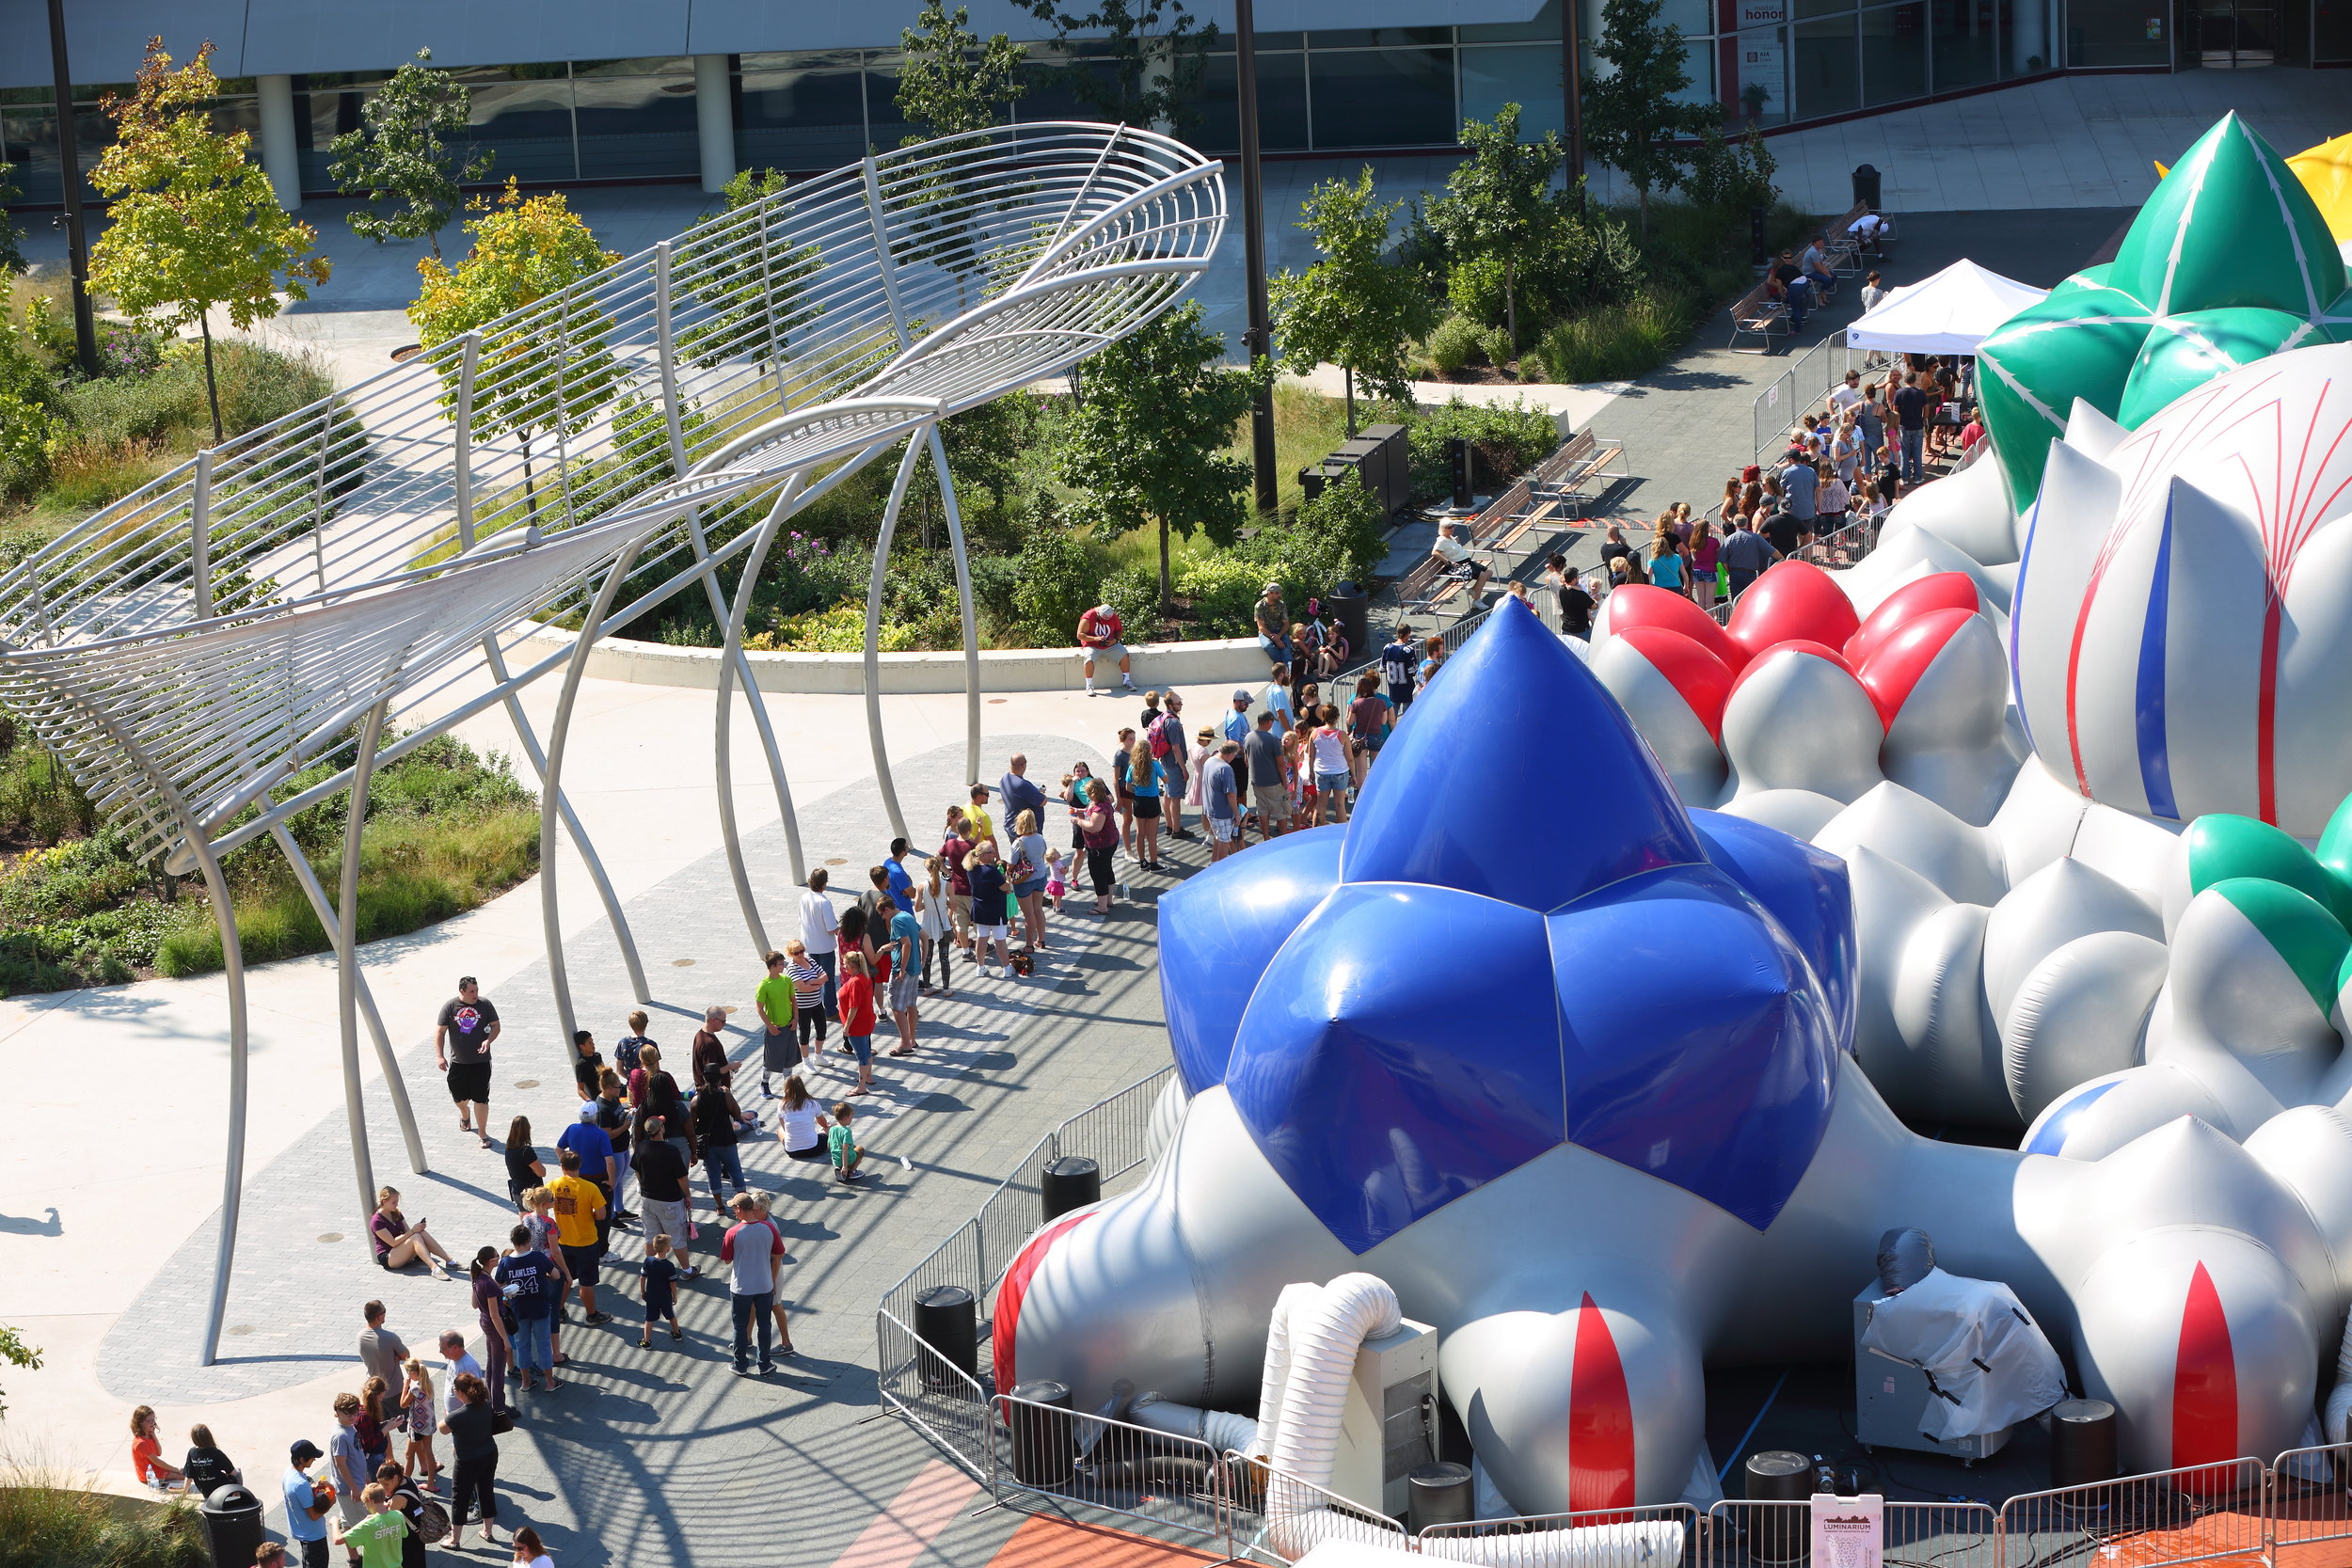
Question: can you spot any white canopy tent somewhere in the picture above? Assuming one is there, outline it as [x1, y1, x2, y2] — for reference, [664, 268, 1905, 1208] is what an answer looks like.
[1845, 260, 2048, 356]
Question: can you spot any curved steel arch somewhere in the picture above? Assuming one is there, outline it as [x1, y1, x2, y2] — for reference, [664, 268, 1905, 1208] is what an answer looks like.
[0, 121, 1223, 1366]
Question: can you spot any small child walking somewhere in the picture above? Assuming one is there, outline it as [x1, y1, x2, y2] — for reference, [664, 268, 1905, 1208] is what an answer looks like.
[829, 1102, 866, 1184]
[638, 1233, 682, 1348]
[1043, 847, 1069, 913]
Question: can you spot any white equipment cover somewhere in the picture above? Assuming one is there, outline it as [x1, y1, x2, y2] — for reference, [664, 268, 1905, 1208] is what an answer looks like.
[1858, 1267, 2067, 1441]
[1844, 261, 2048, 356]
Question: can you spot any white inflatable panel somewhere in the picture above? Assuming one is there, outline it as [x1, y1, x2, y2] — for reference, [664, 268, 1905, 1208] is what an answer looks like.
[1814, 783, 2008, 906]
[2153, 889, 2338, 1114]
[1589, 635, 1728, 806]
[2010, 440, 2122, 769]
[2063, 802, 2186, 933]
[2245, 1105, 2352, 1304]
[2274, 515, 2352, 837]
[1879, 612, 2020, 826]
[2063, 396, 2129, 463]
[1989, 755, 2093, 888]
[1886, 451, 2019, 567]
[1846, 847, 1958, 1112]
[1980, 858, 2164, 1030]
[2001, 930, 2169, 1120]
[1892, 901, 2007, 1124]
[2149, 478, 2269, 828]
[1722, 649, 1883, 806]
[1717, 787, 1847, 839]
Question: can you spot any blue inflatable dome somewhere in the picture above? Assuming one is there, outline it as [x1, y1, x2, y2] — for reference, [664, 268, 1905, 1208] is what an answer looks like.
[1156, 597, 1855, 1252]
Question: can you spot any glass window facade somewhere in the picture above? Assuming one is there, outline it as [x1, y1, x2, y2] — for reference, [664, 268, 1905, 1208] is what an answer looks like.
[13, 7, 2352, 206]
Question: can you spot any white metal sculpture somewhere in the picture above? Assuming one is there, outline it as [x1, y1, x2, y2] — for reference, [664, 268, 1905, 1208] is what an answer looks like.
[0, 122, 1225, 1363]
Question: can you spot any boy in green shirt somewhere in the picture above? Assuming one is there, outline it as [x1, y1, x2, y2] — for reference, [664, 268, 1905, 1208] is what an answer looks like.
[754, 949, 800, 1098]
[828, 1102, 865, 1184]
[330, 1482, 410, 1568]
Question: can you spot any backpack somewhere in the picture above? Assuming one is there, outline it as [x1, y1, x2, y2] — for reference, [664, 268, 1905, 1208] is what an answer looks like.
[1147, 712, 1174, 759]
[403, 1482, 453, 1544]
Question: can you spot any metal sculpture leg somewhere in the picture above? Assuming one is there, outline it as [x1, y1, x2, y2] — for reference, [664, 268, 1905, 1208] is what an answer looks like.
[335, 699, 391, 1235]
[864, 436, 934, 846]
[928, 426, 982, 790]
[267, 822, 424, 1176]
[192, 827, 250, 1368]
[542, 539, 652, 1048]
[714, 478, 803, 958]
[479, 637, 651, 1004]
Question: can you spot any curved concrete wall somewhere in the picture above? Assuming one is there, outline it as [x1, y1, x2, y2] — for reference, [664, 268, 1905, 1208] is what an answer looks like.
[520, 626, 1278, 694]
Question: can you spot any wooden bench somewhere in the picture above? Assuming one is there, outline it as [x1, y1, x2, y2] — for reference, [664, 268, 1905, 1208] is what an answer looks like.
[1398, 552, 1486, 616]
[1549, 429, 1627, 503]
[1729, 279, 1788, 353]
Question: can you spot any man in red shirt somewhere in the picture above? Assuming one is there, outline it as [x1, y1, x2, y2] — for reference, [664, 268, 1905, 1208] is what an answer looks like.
[1076, 603, 1134, 698]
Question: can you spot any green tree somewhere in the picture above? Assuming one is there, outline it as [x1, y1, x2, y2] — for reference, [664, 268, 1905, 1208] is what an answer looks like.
[87, 39, 332, 444]
[1581, 0, 1719, 235]
[674, 167, 822, 390]
[1270, 168, 1438, 434]
[0, 161, 24, 276]
[1054, 300, 1264, 610]
[1684, 122, 1779, 212]
[898, 0, 1029, 141]
[408, 180, 622, 524]
[1422, 104, 1566, 351]
[1017, 0, 1215, 133]
[328, 49, 494, 259]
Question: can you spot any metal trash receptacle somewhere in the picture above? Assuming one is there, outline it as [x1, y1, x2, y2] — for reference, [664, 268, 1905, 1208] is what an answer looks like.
[199, 1483, 266, 1568]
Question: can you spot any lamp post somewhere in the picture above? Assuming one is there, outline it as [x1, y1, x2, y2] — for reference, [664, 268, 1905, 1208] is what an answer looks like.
[1562, 0, 1586, 186]
[44, 0, 100, 378]
[1233, 0, 1279, 516]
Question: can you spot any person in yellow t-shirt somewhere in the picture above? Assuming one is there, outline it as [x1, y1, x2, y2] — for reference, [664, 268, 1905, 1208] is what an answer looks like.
[545, 1148, 611, 1323]
[963, 784, 996, 847]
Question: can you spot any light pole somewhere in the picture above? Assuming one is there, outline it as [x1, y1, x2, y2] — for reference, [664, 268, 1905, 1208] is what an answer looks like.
[1562, 0, 1586, 187]
[44, 0, 100, 378]
[1233, 0, 1279, 516]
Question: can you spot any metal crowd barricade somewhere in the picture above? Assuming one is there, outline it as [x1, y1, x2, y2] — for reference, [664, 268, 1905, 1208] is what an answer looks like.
[2269, 1443, 2352, 1567]
[1419, 1500, 1699, 1568]
[990, 1391, 1231, 1544]
[875, 1307, 996, 1481]
[1999, 1458, 2270, 1568]
[1226, 1449, 1411, 1564]
[1883, 1500, 1998, 1568]
[1708, 1499, 1817, 1568]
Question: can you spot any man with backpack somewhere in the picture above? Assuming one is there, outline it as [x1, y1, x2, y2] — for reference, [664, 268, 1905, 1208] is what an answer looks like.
[1145, 693, 1191, 839]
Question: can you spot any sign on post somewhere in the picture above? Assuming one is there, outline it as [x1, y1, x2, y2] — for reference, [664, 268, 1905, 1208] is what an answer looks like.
[1811, 1493, 1883, 1568]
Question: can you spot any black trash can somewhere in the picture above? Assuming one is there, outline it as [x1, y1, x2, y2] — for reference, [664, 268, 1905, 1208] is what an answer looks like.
[1746, 1450, 1812, 1565]
[1852, 164, 1882, 210]
[1324, 580, 1370, 662]
[1040, 1155, 1100, 1222]
[199, 1483, 266, 1568]
[1007, 1379, 1077, 1486]
[1407, 1462, 1475, 1535]
[2051, 1399, 2119, 1489]
[913, 1283, 978, 1390]
[1446, 436, 1473, 510]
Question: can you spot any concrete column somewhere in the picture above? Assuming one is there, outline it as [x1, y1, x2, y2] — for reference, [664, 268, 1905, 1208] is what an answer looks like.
[256, 74, 301, 210]
[2011, 0, 2053, 71]
[694, 54, 736, 194]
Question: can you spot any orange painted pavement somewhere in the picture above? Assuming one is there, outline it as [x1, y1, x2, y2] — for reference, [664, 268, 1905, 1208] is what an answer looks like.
[983, 1513, 1230, 1568]
[831, 1459, 982, 1568]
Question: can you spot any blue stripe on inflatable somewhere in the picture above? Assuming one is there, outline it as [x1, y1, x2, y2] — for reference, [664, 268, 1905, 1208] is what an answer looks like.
[2026, 1077, 2120, 1156]
[2136, 499, 2179, 820]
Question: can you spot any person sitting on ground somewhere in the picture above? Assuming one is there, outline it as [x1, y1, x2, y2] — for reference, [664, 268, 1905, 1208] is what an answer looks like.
[1076, 602, 1133, 697]
[182, 1422, 241, 1496]
[370, 1189, 454, 1280]
[1429, 521, 1489, 602]
[130, 1407, 183, 1491]
[829, 1101, 866, 1183]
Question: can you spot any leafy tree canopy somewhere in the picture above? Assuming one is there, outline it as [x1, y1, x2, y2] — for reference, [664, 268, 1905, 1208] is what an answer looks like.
[1016, 0, 1214, 133]
[87, 38, 332, 442]
[898, 1, 1029, 142]
[1422, 104, 1568, 347]
[328, 49, 493, 258]
[1270, 167, 1438, 431]
[1581, 0, 1720, 231]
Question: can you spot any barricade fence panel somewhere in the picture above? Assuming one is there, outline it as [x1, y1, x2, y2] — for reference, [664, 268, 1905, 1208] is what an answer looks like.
[1999, 1458, 2269, 1568]
[991, 1392, 1230, 1543]
[1884, 1501, 1998, 1568]
[2269, 1444, 2352, 1565]
[1419, 1500, 1699, 1568]
[876, 1307, 994, 1482]
[1224, 1447, 1409, 1565]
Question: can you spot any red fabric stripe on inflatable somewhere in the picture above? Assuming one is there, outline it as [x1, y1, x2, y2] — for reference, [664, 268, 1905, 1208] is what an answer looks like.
[1568, 1291, 1636, 1512]
[2257, 594, 2282, 825]
[2172, 1261, 2238, 1470]
[991, 1212, 1096, 1394]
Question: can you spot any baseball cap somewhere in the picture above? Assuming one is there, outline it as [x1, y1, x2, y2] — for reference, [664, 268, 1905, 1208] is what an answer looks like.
[1095, 603, 1114, 614]
[1232, 688, 1251, 702]
[290, 1439, 323, 1464]
[577, 1101, 598, 1121]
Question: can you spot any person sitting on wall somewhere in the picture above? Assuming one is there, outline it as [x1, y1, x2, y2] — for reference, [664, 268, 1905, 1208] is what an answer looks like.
[1076, 603, 1133, 699]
